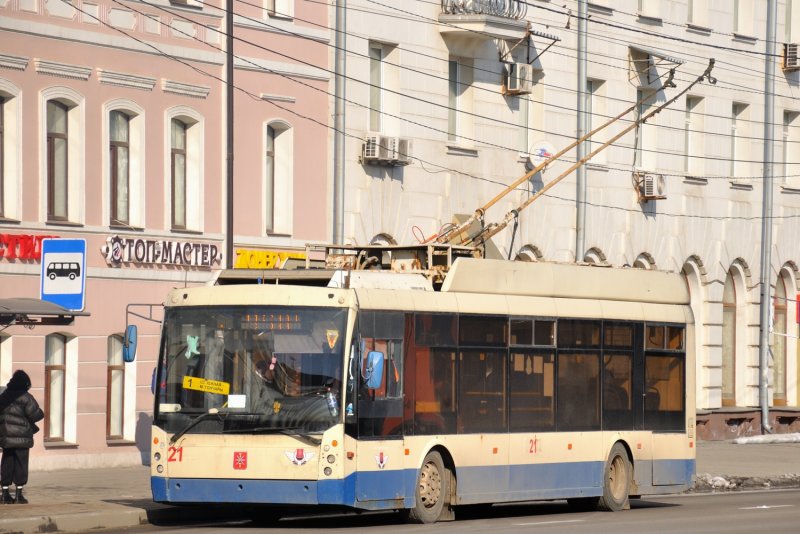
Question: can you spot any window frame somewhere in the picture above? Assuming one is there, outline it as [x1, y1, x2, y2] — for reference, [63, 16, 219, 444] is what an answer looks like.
[171, 118, 187, 230]
[45, 333, 67, 442]
[110, 110, 131, 226]
[47, 100, 69, 222]
[107, 334, 126, 440]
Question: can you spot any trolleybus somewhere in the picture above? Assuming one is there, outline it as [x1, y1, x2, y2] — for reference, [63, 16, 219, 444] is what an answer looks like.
[132, 250, 695, 523]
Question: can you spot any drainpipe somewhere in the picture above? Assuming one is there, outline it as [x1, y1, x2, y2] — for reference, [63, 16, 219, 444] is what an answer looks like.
[758, 0, 777, 434]
[332, 0, 346, 244]
[225, 0, 234, 269]
[575, 0, 587, 262]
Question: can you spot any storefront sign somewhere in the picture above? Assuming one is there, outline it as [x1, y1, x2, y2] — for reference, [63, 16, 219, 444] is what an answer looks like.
[102, 235, 221, 267]
[234, 249, 306, 269]
[0, 233, 58, 261]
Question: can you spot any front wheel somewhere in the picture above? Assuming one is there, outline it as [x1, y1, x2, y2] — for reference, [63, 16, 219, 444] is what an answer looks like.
[597, 443, 631, 512]
[405, 450, 448, 523]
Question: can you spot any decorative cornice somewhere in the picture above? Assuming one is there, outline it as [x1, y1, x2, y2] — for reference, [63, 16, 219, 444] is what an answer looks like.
[260, 93, 296, 103]
[34, 59, 91, 80]
[0, 53, 29, 71]
[162, 79, 210, 99]
[97, 69, 157, 91]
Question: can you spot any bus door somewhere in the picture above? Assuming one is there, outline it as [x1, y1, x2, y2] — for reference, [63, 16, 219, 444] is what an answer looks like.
[354, 312, 407, 505]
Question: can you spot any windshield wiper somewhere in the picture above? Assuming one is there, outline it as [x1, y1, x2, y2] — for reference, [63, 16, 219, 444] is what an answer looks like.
[169, 408, 220, 445]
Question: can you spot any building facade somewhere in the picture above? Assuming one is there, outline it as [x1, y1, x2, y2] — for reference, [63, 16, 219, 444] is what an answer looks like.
[0, 0, 329, 469]
[340, 0, 800, 436]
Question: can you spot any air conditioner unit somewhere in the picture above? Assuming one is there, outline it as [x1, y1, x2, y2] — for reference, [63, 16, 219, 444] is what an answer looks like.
[361, 134, 381, 163]
[783, 43, 800, 71]
[504, 62, 533, 95]
[392, 137, 413, 165]
[638, 172, 667, 201]
[378, 135, 395, 161]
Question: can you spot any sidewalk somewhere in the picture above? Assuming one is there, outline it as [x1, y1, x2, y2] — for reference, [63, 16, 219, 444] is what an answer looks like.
[1, 440, 799, 533]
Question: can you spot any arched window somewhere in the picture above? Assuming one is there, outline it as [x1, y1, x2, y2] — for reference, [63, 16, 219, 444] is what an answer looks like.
[106, 101, 145, 228]
[721, 271, 737, 406]
[166, 107, 203, 231]
[773, 272, 790, 406]
[42, 87, 84, 224]
[0, 79, 21, 220]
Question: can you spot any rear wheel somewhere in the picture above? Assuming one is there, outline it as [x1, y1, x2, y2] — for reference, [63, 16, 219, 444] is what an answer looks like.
[405, 450, 447, 523]
[597, 443, 630, 512]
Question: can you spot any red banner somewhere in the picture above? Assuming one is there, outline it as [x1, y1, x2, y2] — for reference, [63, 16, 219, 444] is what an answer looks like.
[0, 233, 59, 261]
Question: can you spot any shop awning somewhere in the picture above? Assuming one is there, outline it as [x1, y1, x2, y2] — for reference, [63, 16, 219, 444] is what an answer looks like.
[0, 298, 90, 327]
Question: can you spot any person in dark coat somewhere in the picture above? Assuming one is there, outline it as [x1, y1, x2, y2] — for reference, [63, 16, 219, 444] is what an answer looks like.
[0, 370, 44, 504]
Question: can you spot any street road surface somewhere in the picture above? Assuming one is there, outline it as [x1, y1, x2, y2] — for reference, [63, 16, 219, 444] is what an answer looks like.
[109, 489, 800, 533]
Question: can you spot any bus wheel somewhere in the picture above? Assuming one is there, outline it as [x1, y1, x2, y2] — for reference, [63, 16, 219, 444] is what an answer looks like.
[598, 443, 630, 512]
[406, 450, 447, 523]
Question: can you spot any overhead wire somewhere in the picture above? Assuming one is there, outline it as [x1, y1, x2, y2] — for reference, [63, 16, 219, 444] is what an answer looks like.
[50, 0, 800, 222]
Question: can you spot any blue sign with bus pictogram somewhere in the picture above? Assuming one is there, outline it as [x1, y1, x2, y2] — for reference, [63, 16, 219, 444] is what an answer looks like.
[40, 238, 87, 311]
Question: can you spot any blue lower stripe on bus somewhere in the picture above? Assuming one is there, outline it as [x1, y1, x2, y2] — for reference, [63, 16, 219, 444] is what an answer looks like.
[151, 458, 693, 508]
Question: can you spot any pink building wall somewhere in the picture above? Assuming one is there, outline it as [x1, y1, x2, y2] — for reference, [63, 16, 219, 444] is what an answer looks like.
[0, 0, 331, 469]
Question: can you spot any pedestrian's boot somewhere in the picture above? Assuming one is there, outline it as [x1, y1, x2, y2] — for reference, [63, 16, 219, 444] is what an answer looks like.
[14, 487, 27, 505]
[0, 487, 14, 504]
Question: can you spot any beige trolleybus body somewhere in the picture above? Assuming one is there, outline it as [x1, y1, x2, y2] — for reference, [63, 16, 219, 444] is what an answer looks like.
[150, 258, 694, 522]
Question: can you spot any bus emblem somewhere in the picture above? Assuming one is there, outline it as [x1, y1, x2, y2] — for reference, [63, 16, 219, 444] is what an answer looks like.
[375, 452, 388, 469]
[285, 449, 314, 466]
[326, 330, 339, 349]
[233, 451, 248, 470]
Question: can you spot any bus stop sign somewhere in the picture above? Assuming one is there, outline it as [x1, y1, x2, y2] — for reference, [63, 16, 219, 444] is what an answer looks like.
[40, 238, 87, 311]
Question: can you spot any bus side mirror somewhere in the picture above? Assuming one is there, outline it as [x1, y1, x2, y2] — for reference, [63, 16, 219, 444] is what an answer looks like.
[365, 351, 384, 390]
[123, 325, 138, 363]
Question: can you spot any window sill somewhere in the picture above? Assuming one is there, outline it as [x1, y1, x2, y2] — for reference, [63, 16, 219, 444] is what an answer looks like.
[686, 23, 712, 35]
[109, 223, 145, 232]
[446, 145, 479, 157]
[637, 14, 662, 25]
[46, 220, 84, 228]
[106, 438, 137, 446]
[780, 185, 800, 194]
[44, 440, 79, 449]
[170, 228, 204, 236]
[684, 176, 708, 185]
[730, 180, 754, 191]
[732, 33, 758, 44]
[0, 217, 21, 225]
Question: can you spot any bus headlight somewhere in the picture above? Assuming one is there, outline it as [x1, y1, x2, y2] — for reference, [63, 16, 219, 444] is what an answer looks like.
[154, 452, 161, 462]
[157, 464, 164, 473]
[327, 455, 336, 464]
[324, 467, 332, 476]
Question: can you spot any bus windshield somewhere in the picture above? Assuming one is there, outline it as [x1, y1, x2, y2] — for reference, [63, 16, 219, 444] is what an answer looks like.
[155, 306, 348, 436]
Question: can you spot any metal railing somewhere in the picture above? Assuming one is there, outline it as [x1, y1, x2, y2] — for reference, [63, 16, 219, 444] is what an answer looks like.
[441, 0, 527, 19]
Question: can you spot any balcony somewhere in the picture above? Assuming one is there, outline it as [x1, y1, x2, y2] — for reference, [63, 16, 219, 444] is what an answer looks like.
[439, 0, 529, 42]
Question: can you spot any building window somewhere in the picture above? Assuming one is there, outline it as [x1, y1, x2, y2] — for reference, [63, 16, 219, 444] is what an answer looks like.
[585, 79, 605, 162]
[447, 57, 474, 144]
[772, 274, 789, 406]
[733, 0, 754, 35]
[731, 103, 749, 179]
[783, 111, 799, 186]
[369, 44, 383, 132]
[265, 121, 293, 235]
[0, 95, 4, 218]
[448, 59, 458, 141]
[107, 335, 125, 439]
[787, 0, 800, 42]
[638, 0, 660, 18]
[688, 0, 709, 26]
[684, 96, 704, 176]
[635, 89, 656, 169]
[47, 100, 69, 221]
[266, 0, 293, 19]
[171, 118, 187, 230]
[45, 334, 66, 440]
[721, 272, 737, 406]
[110, 111, 130, 226]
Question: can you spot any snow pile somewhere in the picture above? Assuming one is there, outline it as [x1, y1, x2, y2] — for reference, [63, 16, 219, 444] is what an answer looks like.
[733, 433, 800, 445]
